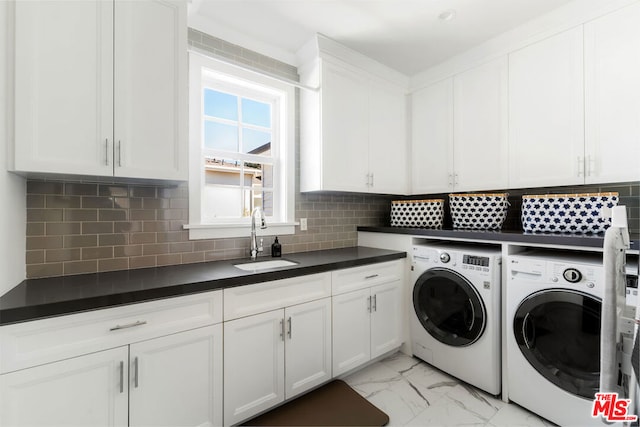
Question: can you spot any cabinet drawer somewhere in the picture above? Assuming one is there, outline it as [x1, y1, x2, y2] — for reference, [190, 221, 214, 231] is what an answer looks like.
[0, 290, 222, 374]
[224, 273, 331, 321]
[332, 260, 403, 295]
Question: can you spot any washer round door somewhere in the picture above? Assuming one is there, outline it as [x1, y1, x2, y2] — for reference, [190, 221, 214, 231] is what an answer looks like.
[413, 267, 486, 347]
[513, 289, 601, 399]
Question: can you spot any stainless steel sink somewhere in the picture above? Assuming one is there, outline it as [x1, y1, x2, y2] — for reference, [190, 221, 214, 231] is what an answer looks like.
[233, 259, 298, 271]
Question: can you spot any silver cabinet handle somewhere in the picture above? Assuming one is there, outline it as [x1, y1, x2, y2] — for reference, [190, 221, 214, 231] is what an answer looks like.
[117, 141, 122, 167]
[133, 357, 139, 388]
[365, 173, 371, 187]
[105, 139, 110, 166]
[287, 317, 292, 339]
[448, 174, 453, 187]
[280, 319, 285, 341]
[365, 274, 379, 279]
[109, 320, 147, 331]
[370, 173, 374, 187]
[454, 173, 459, 185]
[577, 156, 584, 177]
[373, 294, 377, 312]
[586, 155, 593, 177]
[367, 295, 371, 313]
[119, 361, 124, 393]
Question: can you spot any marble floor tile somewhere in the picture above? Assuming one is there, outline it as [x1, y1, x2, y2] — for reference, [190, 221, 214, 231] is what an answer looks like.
[343, 352, 552, 427]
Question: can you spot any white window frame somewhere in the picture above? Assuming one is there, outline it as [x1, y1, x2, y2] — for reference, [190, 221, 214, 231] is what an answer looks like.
[186, 53, 296, 239]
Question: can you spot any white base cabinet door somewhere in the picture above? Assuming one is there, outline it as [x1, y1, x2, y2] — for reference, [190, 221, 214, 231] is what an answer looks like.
[370, 281, 403, 359]
[284, 298, 332, 399]
[0, 347, 129, 427]
[129, 325, 223, 427]
[224, 310, 285, 426]
[332, 288, 372, 376]
[333, 281, 403, 376]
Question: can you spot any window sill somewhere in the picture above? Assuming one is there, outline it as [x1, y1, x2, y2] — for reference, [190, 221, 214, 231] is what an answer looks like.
[184, 222, 297, 240]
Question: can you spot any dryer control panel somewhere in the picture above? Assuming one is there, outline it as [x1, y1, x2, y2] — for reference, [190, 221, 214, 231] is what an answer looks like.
[509, 253, 605, 299]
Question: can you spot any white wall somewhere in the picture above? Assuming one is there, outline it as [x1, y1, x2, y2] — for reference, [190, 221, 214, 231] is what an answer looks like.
[1, 1, 26, 296]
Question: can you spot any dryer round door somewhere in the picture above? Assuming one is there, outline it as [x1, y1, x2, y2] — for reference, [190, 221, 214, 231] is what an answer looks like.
[513, 289, 601, 400]
[413, 267, 486, 347]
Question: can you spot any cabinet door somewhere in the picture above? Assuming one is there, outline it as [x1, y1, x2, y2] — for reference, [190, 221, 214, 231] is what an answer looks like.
[370, 280, 403, 359]
[509, 27, 584, 188]
[0, 347, 128, 427]
[411, 78, 454, 194]
[114, 0, 187, 180]
[332, 288, 371, 376]
[453, 57, 508, 192]
[369, 77, 408, 194]
[224, 310, 285, 426]
[13, 0, 113, 176]
[284, 298, 332, 399]
[584, 2, 640, 184]
[129, 325, 222, 427]
[321, 59, 370, 192]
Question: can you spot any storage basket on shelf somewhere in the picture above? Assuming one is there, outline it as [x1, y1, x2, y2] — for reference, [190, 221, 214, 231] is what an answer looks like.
[521, 192, 619, 233]
[449, 193, 510, 230]
[390, 199, 444, 228]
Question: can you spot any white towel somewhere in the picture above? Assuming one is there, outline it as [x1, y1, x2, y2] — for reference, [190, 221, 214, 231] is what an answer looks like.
[600, 206, 630, 393]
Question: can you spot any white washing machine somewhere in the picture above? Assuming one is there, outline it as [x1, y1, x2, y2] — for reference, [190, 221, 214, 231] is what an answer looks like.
[507, 251, 606, 427]
[410, 242, 502, 395]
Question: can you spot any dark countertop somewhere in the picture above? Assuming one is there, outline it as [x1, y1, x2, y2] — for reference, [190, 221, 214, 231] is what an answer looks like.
[0, 247, 406, 326]
[357, 226, 640, 251]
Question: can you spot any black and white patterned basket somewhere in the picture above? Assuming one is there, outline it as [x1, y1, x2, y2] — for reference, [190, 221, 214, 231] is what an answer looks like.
[521, 192, 619, 233]
[390, 199, 444, 228]
[449, 193, 510, 230]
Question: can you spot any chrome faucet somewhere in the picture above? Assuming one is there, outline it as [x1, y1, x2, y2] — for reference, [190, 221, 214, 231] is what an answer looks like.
[250, 207, 267, 260]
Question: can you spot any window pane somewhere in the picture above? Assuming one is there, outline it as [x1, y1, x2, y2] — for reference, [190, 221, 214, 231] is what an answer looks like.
[203, 186, 242, 219]
[204, 121, 238, 152]
[204, 158, 241, 186]
[242, 98, 271, 127]
[204, 89, 238, 120]
[242, 128, 271, 155]
[243, 189, 273, 217]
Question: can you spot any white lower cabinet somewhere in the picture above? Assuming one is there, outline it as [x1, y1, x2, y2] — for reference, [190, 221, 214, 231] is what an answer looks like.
[224, 298, 332, 426]
[129, 325, 223, 427]
[332, 280, 403, 376]
[0, 347, 129, 427]
[0, 291, 223, 427]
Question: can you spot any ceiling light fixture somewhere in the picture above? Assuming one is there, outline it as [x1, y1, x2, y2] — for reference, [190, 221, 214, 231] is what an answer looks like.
[438, 9, 457, 21]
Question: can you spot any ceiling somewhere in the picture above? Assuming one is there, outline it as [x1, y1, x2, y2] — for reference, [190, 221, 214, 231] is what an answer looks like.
[188, 0, 575, 75]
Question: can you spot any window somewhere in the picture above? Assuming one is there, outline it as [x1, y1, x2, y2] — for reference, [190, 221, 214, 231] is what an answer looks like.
[187, 53, 295, 239]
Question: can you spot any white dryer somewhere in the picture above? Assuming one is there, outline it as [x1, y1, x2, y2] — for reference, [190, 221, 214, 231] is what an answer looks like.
[506, 251, 606, 426]
[410, 242, 502, 395]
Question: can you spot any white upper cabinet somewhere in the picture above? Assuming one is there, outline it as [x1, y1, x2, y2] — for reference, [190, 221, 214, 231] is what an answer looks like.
[584, 2, 640, 184]
[14, 0, 114, 177]
[411, 56, 507, 194]
[368, 76, 408, 194]
[113, 0, 187, 180]
[508, 26, 585, 188]
[453, 57, 508, 192]
[411, 78, 453, 194]
[318, 59, 370, 193]
[12, 0, 187, 181]
[298, 36, 408, 195]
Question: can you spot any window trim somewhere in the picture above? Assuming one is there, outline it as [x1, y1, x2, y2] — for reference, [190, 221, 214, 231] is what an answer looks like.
[186, 52, 296, 239]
